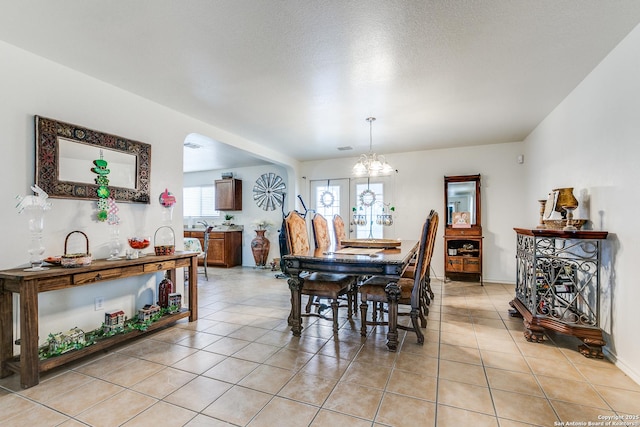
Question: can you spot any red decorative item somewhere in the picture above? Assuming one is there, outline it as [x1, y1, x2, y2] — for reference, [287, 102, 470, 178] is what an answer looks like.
[158, 273, 174, 308]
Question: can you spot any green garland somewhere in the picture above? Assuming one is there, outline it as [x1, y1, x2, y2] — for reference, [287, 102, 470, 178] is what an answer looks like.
[38, 306, 180, 360]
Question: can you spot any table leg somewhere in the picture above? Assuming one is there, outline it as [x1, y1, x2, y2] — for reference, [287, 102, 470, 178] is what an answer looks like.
[188, 257, 198, 321]
[287, 274, 303, 336]
[385, 281, 401, 351]
[20, 281, 39, 388]
[0, 285, 13, 378]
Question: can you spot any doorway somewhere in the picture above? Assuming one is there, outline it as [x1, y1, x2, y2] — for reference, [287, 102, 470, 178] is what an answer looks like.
[309, 179, 351, 246]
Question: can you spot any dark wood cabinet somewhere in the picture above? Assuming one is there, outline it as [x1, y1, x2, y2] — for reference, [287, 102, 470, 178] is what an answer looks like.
[215, 178, 242, 211]
[510, 228, 608, 358]
[444, 174, 483, 283]
[184, 230, 242, 268]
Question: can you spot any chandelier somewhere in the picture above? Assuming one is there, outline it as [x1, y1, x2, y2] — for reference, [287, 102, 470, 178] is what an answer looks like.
[352, 117, 394, 176]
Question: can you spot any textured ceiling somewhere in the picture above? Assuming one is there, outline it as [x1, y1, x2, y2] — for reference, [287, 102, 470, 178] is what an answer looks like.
[1, 1, 639, 172]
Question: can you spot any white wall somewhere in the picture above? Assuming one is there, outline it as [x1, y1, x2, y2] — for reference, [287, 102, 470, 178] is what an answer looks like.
[184, 164, 290, 267]
[523, 24, 640, 383]
[301, 141, 527, 283]
[0, 40, 298, 348]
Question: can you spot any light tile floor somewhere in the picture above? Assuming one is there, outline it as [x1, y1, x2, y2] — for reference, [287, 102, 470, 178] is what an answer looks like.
[1, 267, 639, 426]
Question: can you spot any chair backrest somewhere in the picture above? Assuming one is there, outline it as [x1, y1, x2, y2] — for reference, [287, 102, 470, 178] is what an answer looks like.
[411, 210, 439, 306]
[311, 213, 331, 249]
[419, 210, 438, 281]
[333, 214, 347, 246]
[284, 211, 311, 256]
[202, 226, 212, 250]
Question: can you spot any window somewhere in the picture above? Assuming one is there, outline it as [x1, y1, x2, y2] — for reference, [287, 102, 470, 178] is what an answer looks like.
[354, 182, 384, 239]
[183, 185, 218, 217]
[314, 184, 342, 246]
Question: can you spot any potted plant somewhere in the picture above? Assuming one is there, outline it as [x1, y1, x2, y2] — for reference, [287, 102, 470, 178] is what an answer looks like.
[223, 214, 234, 225]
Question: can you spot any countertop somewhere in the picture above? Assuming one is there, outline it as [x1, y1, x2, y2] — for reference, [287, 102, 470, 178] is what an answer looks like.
[184, 225, 244, 232]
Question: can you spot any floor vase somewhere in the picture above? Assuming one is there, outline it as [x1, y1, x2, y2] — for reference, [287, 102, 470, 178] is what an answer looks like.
[251, 229, 270, 267]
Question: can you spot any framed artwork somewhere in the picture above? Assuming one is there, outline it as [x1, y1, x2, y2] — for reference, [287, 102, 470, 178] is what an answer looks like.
[452, 211, 471, 228]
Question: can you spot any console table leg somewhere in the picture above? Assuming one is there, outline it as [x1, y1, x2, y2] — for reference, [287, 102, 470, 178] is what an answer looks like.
[0, 287, 13, 378]
[20, 280, 40, 388]
[523, 319, 545, 343]
[578, 337, 605, 359]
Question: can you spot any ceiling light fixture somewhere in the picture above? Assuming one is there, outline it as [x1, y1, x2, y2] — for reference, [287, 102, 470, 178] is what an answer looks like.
[353, 117, 394, 176]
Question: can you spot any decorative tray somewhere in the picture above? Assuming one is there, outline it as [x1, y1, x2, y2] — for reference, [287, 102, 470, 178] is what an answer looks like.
[340, 238, 401, 249]
[44, 256, 62, 266]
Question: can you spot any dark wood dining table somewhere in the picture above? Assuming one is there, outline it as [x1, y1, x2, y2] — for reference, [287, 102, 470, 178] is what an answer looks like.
[282, 239, 419, 351]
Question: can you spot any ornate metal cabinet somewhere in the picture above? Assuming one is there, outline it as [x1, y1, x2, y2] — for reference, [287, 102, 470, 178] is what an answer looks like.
[509, 228, 608, 358]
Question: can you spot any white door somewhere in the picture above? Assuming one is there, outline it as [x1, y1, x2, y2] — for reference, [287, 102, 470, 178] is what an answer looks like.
[351, 177, 395, 239]
[309, 179, 351, 246]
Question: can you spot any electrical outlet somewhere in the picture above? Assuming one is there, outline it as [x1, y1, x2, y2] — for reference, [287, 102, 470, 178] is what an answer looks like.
[95, 297, 104, 311]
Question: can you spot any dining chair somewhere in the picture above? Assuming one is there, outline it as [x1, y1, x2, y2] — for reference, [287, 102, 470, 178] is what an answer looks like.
[332, 214, 347, 246]
[401, 213, 438, 318]
[358, 210, 438, 344]
[284, 211, 355, 333]
[183, 226, 212, 281]
[311, 213, 332, 249]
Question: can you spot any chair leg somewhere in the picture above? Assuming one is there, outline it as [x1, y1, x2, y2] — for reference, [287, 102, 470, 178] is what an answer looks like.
[359, 298, 369, 336]
[346, 290, 353, 319]
[426, 276, 434, 300]
[305, 296, 314, 313]
[331, 299, 339, 333]
[204, 263, 208, 281]
[410, 307, 424, 344]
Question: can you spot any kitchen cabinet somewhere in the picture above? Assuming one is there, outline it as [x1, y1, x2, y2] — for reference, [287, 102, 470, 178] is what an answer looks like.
[215, 178, 242, 211]
[184, 229, 242, 268]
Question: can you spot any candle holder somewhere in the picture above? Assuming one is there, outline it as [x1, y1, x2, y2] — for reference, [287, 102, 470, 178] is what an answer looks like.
[25, 204, 47, 271]
[107, 225, 122, 260]
[562, 205, 578, 231]
[353, 214, 367, 226]
[16, 186, 52, 271]
[537, 199, 547, 229]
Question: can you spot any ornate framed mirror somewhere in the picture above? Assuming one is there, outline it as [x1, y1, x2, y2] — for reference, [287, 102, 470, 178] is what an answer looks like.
[35, 116, 151, 203]
[444, 174, 481, 229]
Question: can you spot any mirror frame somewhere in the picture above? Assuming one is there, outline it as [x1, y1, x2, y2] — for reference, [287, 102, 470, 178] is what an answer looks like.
[444, 174, 481, 232]
[35, 116, 151, 204]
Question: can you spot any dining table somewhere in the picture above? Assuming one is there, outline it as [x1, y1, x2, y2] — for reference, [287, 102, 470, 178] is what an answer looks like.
[282, 239, 419, 351]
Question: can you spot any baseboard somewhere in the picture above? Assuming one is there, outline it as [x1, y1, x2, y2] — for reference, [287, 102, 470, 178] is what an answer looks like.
[603, 348, 640, 386]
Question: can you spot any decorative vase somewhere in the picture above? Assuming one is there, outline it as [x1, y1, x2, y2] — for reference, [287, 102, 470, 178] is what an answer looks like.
[24, 203, 47, 271]
[158, 272, 174, 308]
[251, 229, 270, 268]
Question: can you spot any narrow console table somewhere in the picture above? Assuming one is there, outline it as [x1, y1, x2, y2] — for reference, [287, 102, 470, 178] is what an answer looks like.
[510, 228, 608, 358]
[0, 252, 198, 388]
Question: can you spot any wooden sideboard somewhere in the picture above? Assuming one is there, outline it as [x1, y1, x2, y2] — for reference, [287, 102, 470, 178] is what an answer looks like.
[0, 252, 198, 388]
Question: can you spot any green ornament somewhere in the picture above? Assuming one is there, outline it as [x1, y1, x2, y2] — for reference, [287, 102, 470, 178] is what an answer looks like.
[96, 175, 110, 185]
[97, 186, 110, 198]
[97, 210, 108, 221]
